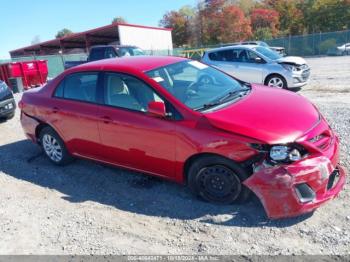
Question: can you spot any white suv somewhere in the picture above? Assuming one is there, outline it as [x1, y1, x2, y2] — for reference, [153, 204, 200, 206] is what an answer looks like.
[201, 45, 310, 89]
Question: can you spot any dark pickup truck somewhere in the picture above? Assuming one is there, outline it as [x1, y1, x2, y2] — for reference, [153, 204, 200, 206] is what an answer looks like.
[64, 45, 145, 69]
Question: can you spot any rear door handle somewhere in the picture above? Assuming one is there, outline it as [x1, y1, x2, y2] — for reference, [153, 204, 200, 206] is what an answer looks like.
[101, 116, 112, 124]
[52, 107, 60, 113]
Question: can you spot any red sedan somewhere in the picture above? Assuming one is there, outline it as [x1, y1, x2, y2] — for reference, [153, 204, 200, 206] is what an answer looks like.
[19, 56, 346, 219]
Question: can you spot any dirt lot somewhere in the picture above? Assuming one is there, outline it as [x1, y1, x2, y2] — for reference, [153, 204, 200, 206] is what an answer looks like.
[0, 56, 349, 255]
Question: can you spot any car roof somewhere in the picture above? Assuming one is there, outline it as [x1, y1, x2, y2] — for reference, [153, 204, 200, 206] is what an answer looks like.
[206, 45, 257, 53]
[73, 56, 188, 72]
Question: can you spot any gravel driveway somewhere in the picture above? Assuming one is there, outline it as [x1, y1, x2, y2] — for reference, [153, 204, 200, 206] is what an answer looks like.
[0, 56, 349, 255]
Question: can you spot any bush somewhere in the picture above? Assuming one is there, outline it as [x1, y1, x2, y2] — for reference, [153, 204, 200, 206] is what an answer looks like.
[253, 27, 273, 40]
[319, 38, 337, 55]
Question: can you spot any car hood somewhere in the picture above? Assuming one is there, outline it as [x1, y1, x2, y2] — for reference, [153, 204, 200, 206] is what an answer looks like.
[276, 56, 307, 66]
[204, 85, 320, 144]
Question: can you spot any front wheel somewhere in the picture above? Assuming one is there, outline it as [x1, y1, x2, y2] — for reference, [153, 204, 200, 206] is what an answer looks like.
[39, 126, 73, 165]
[187, 156, 250, 204]
[265, 75, 287, 89]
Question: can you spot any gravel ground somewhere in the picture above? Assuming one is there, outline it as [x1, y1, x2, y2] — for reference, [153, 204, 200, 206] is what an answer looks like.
[0, 56, 349, 255]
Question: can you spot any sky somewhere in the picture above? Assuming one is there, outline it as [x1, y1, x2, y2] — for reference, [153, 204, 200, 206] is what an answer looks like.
[0, 0, 197, 59]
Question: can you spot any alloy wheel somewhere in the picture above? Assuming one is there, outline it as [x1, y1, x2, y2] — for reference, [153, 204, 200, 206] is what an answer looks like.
[42, 134, 63, 162]
[268, 77, 284, 88]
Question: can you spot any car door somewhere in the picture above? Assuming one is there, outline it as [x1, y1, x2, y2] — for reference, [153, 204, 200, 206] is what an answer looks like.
[232, 49, 265, 84]
[206, 49, 239, 77]
[50, 71, 103, 158]
[97, 72, 177, 178]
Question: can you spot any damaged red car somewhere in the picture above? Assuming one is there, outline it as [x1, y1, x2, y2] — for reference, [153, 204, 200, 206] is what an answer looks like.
[19, 56, 346, 219]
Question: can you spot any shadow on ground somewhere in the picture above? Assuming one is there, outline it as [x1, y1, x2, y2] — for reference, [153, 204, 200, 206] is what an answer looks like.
[0, 139, 312, 228]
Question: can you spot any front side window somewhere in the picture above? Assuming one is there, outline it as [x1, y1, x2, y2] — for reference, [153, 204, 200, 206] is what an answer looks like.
[54, 72, 98, 103]
[146, 61, 248, 111]
[103, 73, 163, 112]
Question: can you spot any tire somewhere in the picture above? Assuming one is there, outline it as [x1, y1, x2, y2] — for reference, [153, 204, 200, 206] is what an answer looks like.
[187, 155, 251, 204]
[265, 74, 288, 89]
[39, 126, 73, 165]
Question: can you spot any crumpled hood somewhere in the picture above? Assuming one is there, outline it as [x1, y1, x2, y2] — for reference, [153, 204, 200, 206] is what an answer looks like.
[276, 56, 307, 66]
[205, 85, 320, 144]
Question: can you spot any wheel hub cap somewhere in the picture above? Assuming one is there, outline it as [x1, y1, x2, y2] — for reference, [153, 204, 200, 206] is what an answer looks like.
[268, 77, 284, 88]
[42, 134, 63, 162]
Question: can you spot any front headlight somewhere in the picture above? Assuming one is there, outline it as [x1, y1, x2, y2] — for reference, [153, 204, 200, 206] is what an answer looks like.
[282, 64, 297, 72]
[270, 145, 302, 162]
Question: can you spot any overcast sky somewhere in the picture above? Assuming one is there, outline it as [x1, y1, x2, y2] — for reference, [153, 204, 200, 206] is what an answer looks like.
[0, 0, 196, 59]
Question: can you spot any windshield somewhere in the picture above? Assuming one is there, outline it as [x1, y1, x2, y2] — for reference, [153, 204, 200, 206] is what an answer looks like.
[253, 46, 282, 60]
[146, 61, 248, 111]
[258, 41, 269, 47]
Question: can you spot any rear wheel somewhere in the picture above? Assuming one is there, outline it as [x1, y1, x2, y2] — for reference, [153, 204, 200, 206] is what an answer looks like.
[187, 156, 250, 204]
[39, 126, 73, 165]
[265, 75, 287, 89]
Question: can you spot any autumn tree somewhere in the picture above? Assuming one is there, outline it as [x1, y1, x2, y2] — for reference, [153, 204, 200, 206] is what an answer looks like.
[219, 5, 252, 43]
[159, 6, 195, 47]
[55, 28, 73, 39]
[197, 0, 252, 44]
[250, 8, 279, 36]
[263, 0, 304, 35]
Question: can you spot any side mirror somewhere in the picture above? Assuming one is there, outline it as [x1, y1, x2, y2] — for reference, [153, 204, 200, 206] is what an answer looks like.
[255, 57, 264, 63]
[147, 101, 166, 118]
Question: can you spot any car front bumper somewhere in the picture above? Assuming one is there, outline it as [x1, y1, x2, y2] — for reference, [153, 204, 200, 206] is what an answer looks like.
[0, 98, 16, 118]
[243, 135, 346, 219]
[284, 66, 311, 88]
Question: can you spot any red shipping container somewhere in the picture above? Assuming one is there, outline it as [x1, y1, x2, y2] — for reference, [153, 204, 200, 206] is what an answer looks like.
[0, 60, 48, 90]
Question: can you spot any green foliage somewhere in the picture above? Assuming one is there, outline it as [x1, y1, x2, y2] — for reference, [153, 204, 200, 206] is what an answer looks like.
[55, 28, 73, 39]
[319, 38, 337, 54]
[253, 27, 273, 40]
[111, 16, 127, 24]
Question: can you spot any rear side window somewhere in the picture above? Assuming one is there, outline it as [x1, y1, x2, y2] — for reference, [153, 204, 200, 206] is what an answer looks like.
[208, 49, 237, 62]
[54, 72, 99, 103]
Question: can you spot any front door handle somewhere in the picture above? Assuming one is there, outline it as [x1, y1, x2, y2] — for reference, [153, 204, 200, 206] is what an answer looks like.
[52, 107, 60, 113]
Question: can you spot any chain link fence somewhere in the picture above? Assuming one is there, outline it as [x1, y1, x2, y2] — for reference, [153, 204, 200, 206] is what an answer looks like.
[265, 30, 350, 56]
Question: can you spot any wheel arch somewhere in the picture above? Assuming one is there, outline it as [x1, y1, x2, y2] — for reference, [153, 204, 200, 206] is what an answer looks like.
[35, 122, 63, 144]
[183, 152, 239, 183]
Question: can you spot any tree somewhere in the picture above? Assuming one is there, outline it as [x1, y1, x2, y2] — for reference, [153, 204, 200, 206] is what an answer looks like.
[308, 0, 350, 32]
[55, 28, 73, 39]
[219, 5, 252, 42]
[159, 6, 195, 47]
[250, 8, 279, 36]
[253, 27, 273, 40]
[112, 16, 127, 24]
[263, 0, 305, 35]
[198, 0, 252, 44]
[31, 35, 41, 45]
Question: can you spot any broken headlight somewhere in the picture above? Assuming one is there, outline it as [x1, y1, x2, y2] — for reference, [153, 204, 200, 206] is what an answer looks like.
[269, 145, 304, 162]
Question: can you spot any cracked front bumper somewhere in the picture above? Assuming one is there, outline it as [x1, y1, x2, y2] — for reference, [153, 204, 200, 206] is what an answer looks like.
[243, 137, 346, 219]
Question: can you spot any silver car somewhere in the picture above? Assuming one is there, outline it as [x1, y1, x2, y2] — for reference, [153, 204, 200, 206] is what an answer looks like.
[201, 45, 310, 89]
